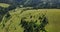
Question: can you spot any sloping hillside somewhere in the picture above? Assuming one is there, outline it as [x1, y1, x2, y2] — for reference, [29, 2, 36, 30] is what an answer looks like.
[0, 8, 60, 32]
[0, 3, 10, 8]
[0, 2, 60, 32]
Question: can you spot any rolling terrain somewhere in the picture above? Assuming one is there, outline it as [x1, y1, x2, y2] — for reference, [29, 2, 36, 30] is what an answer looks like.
[0, 3, 60, 32]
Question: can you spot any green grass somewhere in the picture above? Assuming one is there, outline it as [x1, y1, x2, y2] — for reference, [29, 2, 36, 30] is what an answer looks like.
[0, 3, 10, 8]
[0, 7, 60, 32]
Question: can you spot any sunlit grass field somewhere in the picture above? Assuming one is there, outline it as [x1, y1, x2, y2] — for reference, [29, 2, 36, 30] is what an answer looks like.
[0, 3, 10, 8]
[0, 3, 60, 32]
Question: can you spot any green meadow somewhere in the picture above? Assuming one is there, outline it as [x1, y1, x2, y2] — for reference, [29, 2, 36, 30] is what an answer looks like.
[0, 3, 10, 8]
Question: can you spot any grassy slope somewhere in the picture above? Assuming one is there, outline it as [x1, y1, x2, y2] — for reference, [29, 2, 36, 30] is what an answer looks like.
[0, 3, 10, 8]
[0, 3, 60, 32]
[21, 9, 60, 32]
[0, 8, 60, 32]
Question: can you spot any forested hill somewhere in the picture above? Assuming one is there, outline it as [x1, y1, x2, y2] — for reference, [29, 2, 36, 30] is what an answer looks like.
[0, 0, 60, 8]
